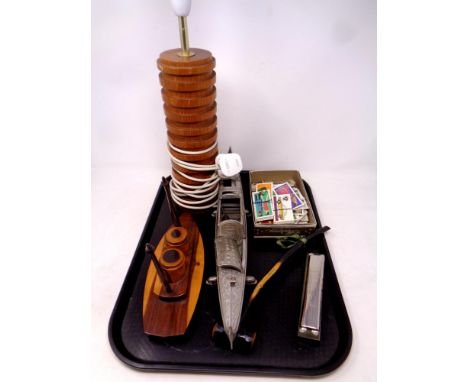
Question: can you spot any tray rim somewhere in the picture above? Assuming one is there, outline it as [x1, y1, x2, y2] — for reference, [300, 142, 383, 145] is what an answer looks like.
[108, 173, 353, 377]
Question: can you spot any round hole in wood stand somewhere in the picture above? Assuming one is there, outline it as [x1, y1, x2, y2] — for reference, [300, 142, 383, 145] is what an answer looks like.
[158, 49, 215, 76]
[164, 227, 188, 246]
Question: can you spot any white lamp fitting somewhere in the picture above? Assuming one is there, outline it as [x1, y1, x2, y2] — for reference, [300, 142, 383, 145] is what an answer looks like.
[170, 0, 192, 17]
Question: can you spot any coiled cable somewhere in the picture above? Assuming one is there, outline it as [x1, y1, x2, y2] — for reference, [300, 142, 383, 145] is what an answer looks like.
[167, 142, 220, 210]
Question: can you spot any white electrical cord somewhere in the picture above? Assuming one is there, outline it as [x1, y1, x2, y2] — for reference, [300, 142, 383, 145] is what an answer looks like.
[167, 141, 220, 210]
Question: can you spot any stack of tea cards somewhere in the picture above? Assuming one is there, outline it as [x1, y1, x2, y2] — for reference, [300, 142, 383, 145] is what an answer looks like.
[252, 181, 310, 225]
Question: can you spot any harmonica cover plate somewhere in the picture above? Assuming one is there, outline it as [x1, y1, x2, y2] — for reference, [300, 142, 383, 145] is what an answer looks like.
[298, 254, 325, 341]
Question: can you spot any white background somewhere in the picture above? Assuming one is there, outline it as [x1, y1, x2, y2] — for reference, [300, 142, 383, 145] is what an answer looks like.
[92, 0, 375, 172]
[92, 0, 376, 381]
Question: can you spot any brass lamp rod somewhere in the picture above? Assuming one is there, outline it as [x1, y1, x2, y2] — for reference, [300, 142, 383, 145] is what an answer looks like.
[178, 16, 192, 57]
[171, 0, 194, 57]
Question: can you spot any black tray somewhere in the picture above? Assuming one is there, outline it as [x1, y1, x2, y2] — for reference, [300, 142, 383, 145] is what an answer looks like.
[108, 171, 352, 377]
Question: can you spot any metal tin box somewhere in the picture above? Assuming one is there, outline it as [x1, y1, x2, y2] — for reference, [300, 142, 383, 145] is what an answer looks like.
[249, 170, 317, 238]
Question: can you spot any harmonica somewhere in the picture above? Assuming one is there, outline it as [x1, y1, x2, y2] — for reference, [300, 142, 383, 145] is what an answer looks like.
[298, 253, 325, 341]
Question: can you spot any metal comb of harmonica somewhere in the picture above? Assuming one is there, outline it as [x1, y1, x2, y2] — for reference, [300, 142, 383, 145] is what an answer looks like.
[298, 253, 325, 341]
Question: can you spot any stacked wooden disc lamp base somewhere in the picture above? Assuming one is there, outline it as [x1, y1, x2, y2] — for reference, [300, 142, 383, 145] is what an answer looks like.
[158, 1, 219, 211]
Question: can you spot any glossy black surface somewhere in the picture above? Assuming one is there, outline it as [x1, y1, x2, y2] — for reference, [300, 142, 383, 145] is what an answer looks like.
[108, 171, 352, 376]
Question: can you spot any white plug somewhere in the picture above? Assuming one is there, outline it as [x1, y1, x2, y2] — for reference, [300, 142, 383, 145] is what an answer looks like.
[216, 153, 243, 178]
[170, 0, 191, 17]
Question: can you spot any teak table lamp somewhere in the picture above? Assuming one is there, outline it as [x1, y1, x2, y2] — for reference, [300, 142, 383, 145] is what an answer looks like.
[159, 0, 219, 211]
